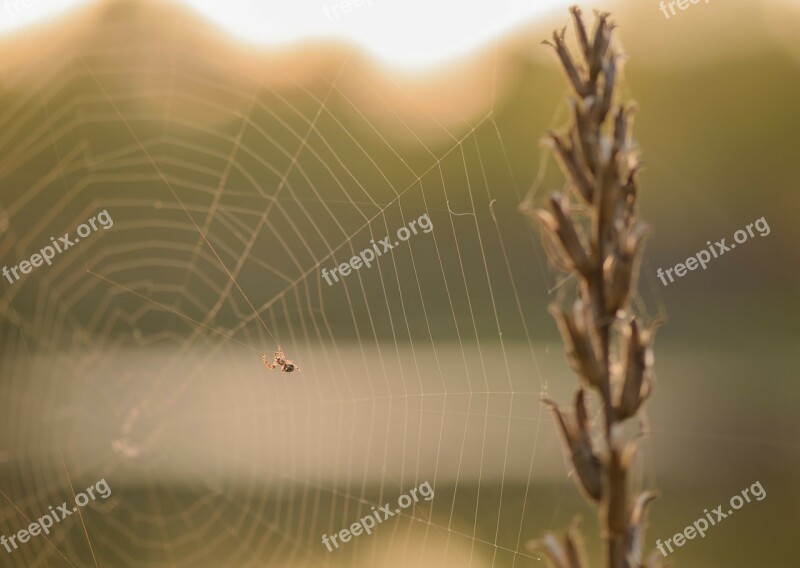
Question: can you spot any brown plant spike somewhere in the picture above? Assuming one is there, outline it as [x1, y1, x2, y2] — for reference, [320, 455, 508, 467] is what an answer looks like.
[526, 7, 662, 568]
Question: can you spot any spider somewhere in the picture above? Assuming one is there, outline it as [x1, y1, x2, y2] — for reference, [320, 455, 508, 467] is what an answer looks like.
[262, 346, 299, 373]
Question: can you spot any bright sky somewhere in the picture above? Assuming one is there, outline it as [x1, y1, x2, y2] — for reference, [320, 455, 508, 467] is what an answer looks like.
[0, 0, 575, 69]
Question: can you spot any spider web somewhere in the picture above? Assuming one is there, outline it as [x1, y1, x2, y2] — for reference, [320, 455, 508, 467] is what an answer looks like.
[0, 5, 618, 568]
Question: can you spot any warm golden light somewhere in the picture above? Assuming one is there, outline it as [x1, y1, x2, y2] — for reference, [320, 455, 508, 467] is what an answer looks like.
[0, 0, 577, 69]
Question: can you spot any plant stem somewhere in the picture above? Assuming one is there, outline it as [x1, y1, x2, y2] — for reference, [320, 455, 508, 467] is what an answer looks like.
[528, 8, 660, 568]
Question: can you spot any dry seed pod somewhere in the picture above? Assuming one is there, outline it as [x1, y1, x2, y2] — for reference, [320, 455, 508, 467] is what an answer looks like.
[529, 516, 588, 568]
[544, 28, 590, 98]
[538, 194, 593, 275]
[616, 320, 653, 420]
[544, 131, 595, 202]
[628, 491, 659, 566]
[550, 304, 606, 389]
[544, 392, 603, 502]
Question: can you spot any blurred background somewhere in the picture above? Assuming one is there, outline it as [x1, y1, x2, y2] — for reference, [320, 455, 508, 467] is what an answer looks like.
[0, 0, 798, 566]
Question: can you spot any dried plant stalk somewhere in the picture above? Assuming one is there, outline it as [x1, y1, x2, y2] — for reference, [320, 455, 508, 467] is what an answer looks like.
[523, 7, 663, 568]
